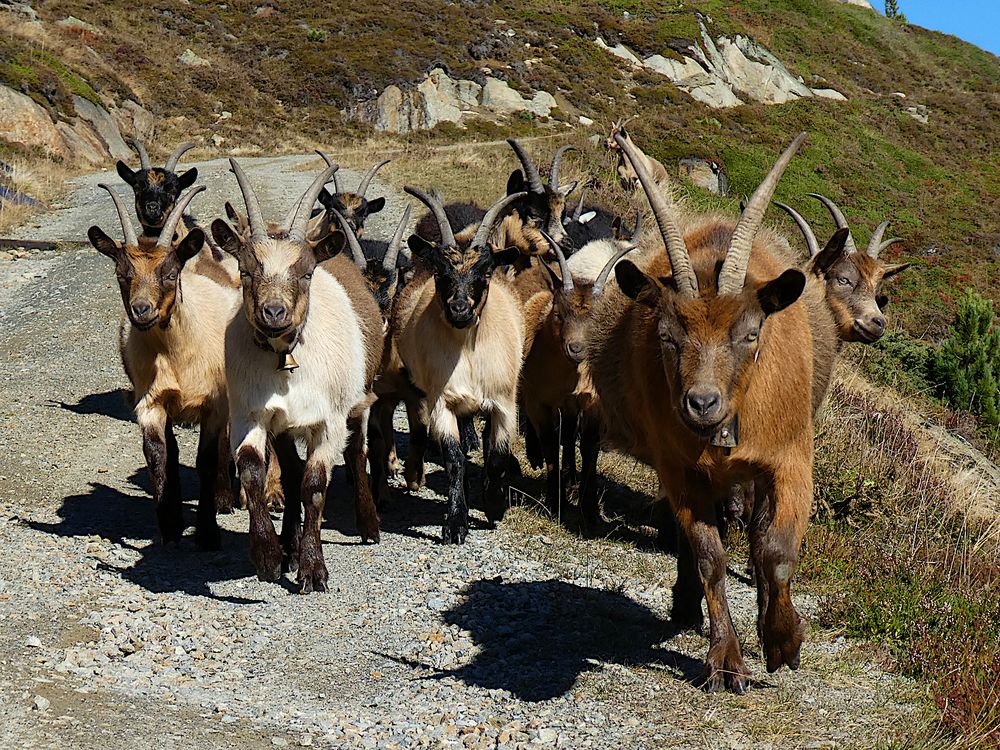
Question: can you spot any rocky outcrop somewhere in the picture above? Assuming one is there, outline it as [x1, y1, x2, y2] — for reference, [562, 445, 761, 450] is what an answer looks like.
[678, 157, 728, 196]
[836, 0, 875, 9]
[353, 68, 559, 134]
[596, 19, 846, 109]
[72, 96, 132, 160]
[0, 86, 69, 159]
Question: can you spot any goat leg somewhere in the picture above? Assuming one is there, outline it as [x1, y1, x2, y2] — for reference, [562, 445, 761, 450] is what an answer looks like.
[483, 404, 515, 526]
[347, 413, 380, 543]
[194, 420, 224, 551]
[264, 440, 285, 512]
[404, 398, 428, 491]
[274, 433, 303, 574]
[235, 428, 282, 581]
[214, 423, 236, 515]
[578, 409, 601, 533]
[298, 424, 348, 592]
[140, 409, 184, 546]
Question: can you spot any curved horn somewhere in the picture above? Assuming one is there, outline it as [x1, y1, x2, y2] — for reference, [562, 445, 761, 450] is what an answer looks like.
[507, 139, 544, 193]
[229, 158, 268, 241]
[593, 244, 636, 297]
[879, 237, 904, 255]
[330, 208, 367, 269]
[867, 220, 891, 259]
[277, 163, 338, 237]
[157, 185, 206, 250]
[472, 191, 528, 249]
[125, 138, 151, 171]
[773, 200, 820, 257]
[404, 186, 456, 248]
[718, 132, 807, 295]
[807, 192, 858, 254]
[315, 149, 335, 167]
[289, 164, 340, 243]
[357, 159, 390, 197]
[540, 230, 573, 293]
[613, 130, 697, 298]
[549, 145, 576, 189]
[164, 141, 196, 172]
[97, 183, 139, 247]
[571, 188, 587, 222]
[383, 204, 412, 272]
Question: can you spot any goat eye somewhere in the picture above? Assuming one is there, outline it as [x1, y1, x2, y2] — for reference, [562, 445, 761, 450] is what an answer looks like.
[302, 272, 313, 281]
[164, 269, 178, 281]
[745, 331, 758, 343]
[837, 276, 852, 286]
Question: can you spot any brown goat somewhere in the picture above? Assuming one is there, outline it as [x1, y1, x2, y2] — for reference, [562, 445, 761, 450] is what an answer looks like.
[587, 130, 820, 692]
[315, 150, 389, 237]
[605, 119, 670, 192]
[88, 183, 239, 549]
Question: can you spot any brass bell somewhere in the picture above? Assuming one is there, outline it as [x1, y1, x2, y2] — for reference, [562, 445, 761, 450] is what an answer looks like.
[278, 352, 299, 372]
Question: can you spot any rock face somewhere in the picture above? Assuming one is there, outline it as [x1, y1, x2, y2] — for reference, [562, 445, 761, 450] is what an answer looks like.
[354, 68, 558, 133]
[0, 86, 68, 159]
[596, 18, 846, 109]
[72, 96, 132, 160]
[678, 157, 728, 196]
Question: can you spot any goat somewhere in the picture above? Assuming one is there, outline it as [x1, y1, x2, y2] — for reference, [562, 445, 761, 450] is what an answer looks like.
[561, 186, 622, 253]
[211, 160, 384, 592]
[390, 187, 526, 543]
[88, 183, 239, 549]
[315, 150, 389, 236]
[117, 139, 198, 237]
[605, 119, 670, 192]
[587, 129, 822, 692]
[516, 236, 633, 523]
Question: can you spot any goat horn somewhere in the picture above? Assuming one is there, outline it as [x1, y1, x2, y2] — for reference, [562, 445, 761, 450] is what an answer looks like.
[806, 193, 858, 254]
[773, 200, 820, 257]
[357, 159, 390, 197]
[507, 139, 544, 193]
[472, 191, 528, 249]
[879, 237, 904, 254]
[593, 244, 636, 297]
[571, 188, 586, 222]
[164, 141, 196, 172]
[157, 185, 206, 250]
[330, 208, 367, 269]
[404, 186, 456, 248]
[719, 132, 807, 295]
[630, 208, 642, 241]
[613, 131, 697, 298]
[277, 163, 338, 237]
[228, 158, 268, 241]
[867, 220, 891, 259]
[549, 145, 576, 190]
[98, 183, 139, 247]
[383, 204, 411, 272]
[315, 149, 335, 167]
[125, 138, 152, 171]
[540, 230, 573, 293]
[289, 164, 340, 243]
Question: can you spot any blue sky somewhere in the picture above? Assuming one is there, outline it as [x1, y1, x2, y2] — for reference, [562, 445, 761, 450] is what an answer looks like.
[877, 0, 1000, 56]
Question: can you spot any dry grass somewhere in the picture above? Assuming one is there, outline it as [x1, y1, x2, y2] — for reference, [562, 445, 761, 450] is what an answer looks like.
[0, 156, 73, 235]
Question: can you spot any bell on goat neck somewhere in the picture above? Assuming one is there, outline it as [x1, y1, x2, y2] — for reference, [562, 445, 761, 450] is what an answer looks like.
[279, 352, 299, 372]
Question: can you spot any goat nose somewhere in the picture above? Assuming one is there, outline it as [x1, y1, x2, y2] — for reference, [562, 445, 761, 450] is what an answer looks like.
[568, 341, 585, 356]
[130, 300, 153, 319]
[685, 388, 722, 418]
[869, 314, 886, 332]
[262, 302, 287, 326]
[145, 202, 161, 215]
[449, 300, 470, 315]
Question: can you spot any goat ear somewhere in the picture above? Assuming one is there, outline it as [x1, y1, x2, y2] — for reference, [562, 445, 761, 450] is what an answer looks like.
[492, 247, 522, 269]
[312, 230, 344, 262]
[318, 187, 334, 208]
[810, 227, 850, 276]
[611, 216, 624, 240]
[211, 219, 243, 258]
[881, 262, 912, 280]
[87, 226, 121, 259]
[758, 269, 805, 316]
[367, 196, 386, 214]
[407, 234, 436, 260]
[175, 228, 204, 265]
[616, 260, 661, 308]
[116, 161, 137, 186]
[557, 180, 578, 198]
[507, 169, 525, 196]
[177, 168, 198, 190]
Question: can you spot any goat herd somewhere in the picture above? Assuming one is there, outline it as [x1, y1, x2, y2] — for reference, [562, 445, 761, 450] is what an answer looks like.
[87, 127, 911, 693]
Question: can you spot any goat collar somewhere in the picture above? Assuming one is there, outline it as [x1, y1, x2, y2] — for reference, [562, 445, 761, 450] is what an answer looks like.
[252, 327, 302, 372]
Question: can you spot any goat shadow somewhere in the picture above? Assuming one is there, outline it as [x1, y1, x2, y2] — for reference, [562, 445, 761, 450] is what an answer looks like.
[412, 578, 706, 701]
[26, 466, 265, 603]
[48, 389, 134, 423]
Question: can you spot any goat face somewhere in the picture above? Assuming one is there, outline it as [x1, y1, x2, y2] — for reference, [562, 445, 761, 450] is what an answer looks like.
[506, 170, 575, 249]
[319, 192, 385, 238]
[212, 222, 331, 342]
[116, 163, 197, 233]
[541, 264, 593, 363]
[809, 229, 911, 344]
[408, 236, 519, 329]
[89, 227, 204, 330]
[617, 258, 805, 436]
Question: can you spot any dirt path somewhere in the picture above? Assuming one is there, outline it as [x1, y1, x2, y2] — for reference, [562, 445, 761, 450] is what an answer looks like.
[0, 156, 921, 749]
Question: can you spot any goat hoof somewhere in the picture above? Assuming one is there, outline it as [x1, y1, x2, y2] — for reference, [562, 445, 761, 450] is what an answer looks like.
[195, 521, 222, 552]
[215, 490, 236, 515]
[763, 602, 805, 673]
[297, 553, 328, 593]
[157, 506, 185, 546]
[250, 541, 283, 582]
[442, 520, 468, 545]
[266, 493, 285, 513]
[699, 642, 750, 694]
[357, 515, 381, 544]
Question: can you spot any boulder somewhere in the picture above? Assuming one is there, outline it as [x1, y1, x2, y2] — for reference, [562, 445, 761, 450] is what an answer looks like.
[595, 37, 642, 67]
[678, 157, 728, 196]
[0, 0, 38, 21]
[56, 121, 105, 164]
[904, 104, 929, 124]
[178, 48, 210, 67]
[723, 35, 813, 103]
[836, 0, 875, 9]
[72, 95, 132, 160]
[481, 78, 527, 115]
[112, 100, 156, 142]
[527, 91, 557, 117]
[812, 87, 847, 101]
[416, 70, 463, 127]
[0, 85, 68, 158]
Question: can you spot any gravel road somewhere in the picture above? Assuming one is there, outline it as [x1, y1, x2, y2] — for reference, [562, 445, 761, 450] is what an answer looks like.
[0, 156, 920, 749]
